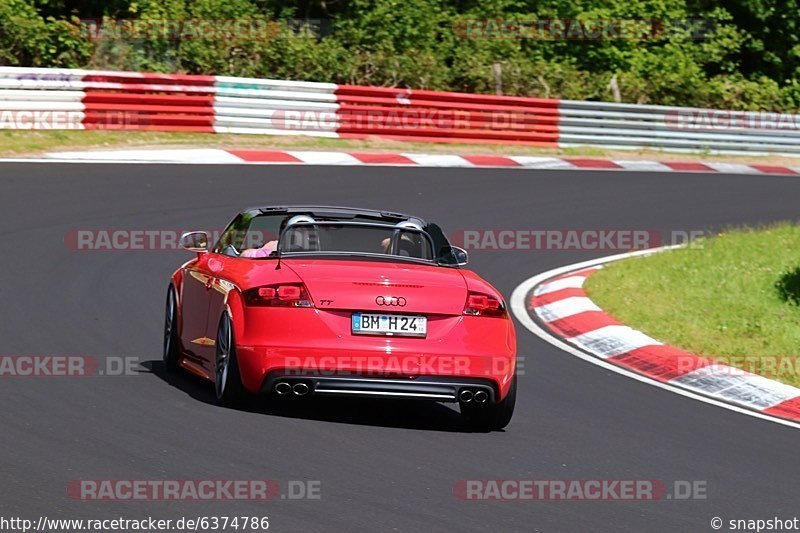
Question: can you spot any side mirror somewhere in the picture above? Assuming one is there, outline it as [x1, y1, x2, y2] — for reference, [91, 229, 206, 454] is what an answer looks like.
[451, 246, 469, 266]
[179, 231, 209, 253]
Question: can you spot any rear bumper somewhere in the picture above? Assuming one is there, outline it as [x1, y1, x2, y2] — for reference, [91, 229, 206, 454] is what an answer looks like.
[231, 309, 517, 401]
[260, 371, 497, 403]
[236, 344, 516, 401]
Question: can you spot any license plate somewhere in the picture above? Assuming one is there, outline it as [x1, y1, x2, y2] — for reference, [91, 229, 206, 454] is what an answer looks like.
[352, 313, 427, 337]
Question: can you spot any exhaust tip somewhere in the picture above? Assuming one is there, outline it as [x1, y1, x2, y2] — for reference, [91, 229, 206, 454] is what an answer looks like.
[274, 382, 292, 395]
[459, 389, 474, 403]
[474, 390, 488, 404]
[293, 382, 310, 396]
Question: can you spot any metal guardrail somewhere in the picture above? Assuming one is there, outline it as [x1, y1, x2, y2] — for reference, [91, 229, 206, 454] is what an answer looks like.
[0, 66, 796, 155]
[557, 99, 800, 155]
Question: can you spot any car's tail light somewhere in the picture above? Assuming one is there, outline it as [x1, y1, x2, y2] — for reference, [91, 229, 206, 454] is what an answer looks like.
[244, 283, 313, 307]
[463, 292, 506, 318]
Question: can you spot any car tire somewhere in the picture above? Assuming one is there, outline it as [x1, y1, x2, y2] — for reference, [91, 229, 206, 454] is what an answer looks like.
[461, 375, 516, 431]
[163, 285, 180, 372]
[215, 313, 248, 407]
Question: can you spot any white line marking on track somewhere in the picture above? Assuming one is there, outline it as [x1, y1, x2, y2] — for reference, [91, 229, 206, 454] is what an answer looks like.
[534, 297, 601, 322]
[534, 274, 591, 295]
[568, 325, 661, 357]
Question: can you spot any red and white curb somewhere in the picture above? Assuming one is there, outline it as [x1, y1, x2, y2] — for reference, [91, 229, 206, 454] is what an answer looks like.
[510, 248, 800, 429]
[0, 148, 796, 175]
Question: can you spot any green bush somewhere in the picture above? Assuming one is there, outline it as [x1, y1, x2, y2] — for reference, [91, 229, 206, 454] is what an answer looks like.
[0, 0, 91, 67]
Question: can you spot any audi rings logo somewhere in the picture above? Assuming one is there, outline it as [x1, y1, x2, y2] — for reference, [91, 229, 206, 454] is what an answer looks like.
[376, 296, 407, 307]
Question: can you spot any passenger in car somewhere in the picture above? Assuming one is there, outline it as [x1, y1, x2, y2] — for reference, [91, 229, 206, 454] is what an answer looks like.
[240, 240, 278, 258]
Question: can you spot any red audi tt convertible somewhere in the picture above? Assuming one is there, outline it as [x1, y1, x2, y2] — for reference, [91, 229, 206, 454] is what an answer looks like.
[164, 206, 517, 430]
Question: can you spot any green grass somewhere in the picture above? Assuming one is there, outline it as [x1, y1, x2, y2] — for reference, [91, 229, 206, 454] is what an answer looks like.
[0, 130, 567, 157]
[585, 224, 800, 387]
[3, 130, 800, 165]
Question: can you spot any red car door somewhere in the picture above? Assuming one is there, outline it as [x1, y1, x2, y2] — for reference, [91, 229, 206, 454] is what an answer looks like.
[204, 254, 231, 364]
[179, 254, 215, 371]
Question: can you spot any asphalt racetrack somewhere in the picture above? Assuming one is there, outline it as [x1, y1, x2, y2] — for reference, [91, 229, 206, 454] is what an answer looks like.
[1, 162, 798, 532]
